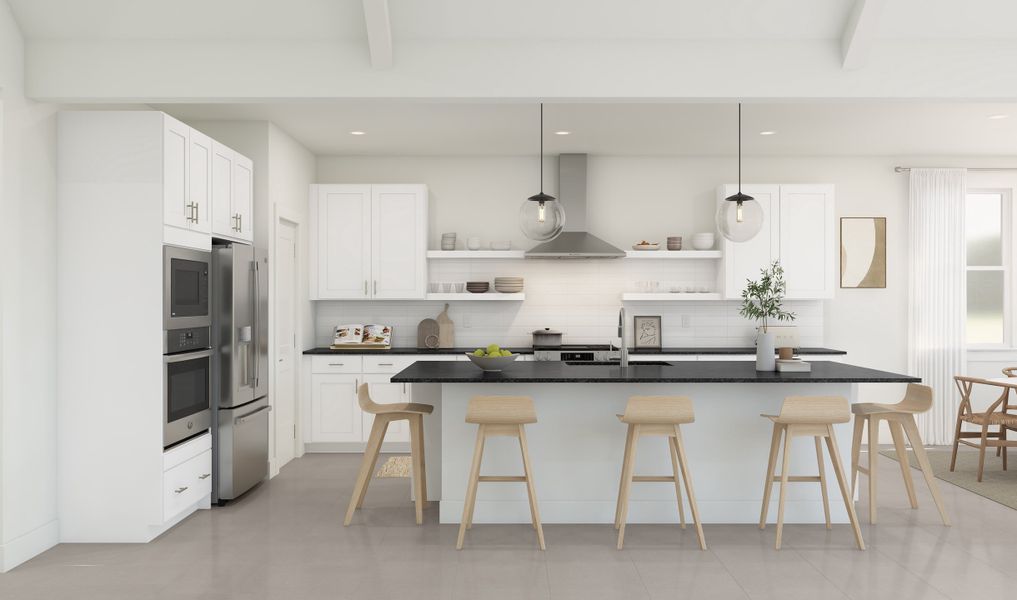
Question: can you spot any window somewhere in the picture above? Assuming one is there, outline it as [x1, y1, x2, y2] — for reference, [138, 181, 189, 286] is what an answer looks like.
[965, 190, 1012, 346]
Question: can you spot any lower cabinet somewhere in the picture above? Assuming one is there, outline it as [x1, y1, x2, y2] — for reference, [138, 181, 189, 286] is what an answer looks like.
[162, 432, 212, 522]
[309, 374, 364, 443]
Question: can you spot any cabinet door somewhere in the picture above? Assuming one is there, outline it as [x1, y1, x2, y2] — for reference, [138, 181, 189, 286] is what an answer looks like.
[310, 374, 363, 442]
[233, 153, 254, 242]
[720, 184, 780, 299]
[778, 185, 835, 299]
[163, 116, 190, 230]
[362, 375, 411, 442]
[371, 185, 427, 299]
[187, 129, 212, 234]
[210, 142, 235, 238]
[315, 185, 372, 299]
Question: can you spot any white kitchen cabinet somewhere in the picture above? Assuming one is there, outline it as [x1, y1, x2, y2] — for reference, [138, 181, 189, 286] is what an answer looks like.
[187, 128, 212, 234]
[163, 116, 190, 231]
[310, 184, 427, 300]
[310, 374, 363, 442]
[209, 142, 254, 243]
[362, 374, 411, 442]
[719, 184, 835, 299]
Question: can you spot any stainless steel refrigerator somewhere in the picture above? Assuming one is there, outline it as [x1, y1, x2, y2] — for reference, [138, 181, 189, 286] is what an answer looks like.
[211, 242, 269, 504]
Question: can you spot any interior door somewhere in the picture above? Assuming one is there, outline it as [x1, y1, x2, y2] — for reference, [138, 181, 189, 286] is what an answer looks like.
[316, 185, 372, 299]
[273, 220, 298, 467]
[187, 129, 212, 233]
[163, 116, 189, 230]
[211, 142, 234, 237]
[371, 185, 427, 299]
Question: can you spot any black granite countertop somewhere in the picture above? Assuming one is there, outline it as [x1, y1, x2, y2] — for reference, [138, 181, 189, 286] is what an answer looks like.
[390, 360, 918, 384]
[304, 346, 847, 356]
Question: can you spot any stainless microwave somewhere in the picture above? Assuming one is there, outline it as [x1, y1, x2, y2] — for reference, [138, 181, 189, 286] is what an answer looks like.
[163, 246, 211, 332]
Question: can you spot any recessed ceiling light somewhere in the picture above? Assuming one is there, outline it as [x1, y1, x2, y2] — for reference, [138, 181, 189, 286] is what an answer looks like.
[554, 131, 571, 135]
[988, 114, 1009, 120]
[349, 130, 366, 135]
[759, 130, 777, 136]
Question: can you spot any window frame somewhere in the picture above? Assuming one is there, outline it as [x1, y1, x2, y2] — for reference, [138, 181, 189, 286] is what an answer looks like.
[965, 187, 1013, 349]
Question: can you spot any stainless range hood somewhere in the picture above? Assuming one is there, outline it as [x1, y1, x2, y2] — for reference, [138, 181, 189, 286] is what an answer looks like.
[525, 154, 626, 259]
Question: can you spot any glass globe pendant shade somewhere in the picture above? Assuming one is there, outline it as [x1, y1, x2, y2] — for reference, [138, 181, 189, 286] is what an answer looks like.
[716, 193, 763, 242]
[519, 192, 565, 241]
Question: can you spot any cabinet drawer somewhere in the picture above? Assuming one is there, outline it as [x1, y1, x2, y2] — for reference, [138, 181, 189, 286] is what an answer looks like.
[363, 356, 416, 373]
[163, 449, 212, 522]
[311, 355, 363, 374]
[163, 431, 211, 471]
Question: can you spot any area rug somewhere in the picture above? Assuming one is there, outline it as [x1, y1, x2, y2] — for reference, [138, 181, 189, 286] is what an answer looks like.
[880, 449, 1017, 510]
[375, 455, 412, 478]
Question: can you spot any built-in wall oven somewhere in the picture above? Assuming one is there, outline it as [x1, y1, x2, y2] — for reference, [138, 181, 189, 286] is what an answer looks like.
[164, 245, 213, 448]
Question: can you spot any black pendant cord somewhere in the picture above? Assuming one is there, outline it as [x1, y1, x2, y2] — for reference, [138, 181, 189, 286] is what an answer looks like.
[737, 102, 742, 195]
[539, 102, 544, 193]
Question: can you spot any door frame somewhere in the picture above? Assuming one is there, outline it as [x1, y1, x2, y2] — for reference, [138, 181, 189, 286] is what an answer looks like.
[270, 204, 303, 477]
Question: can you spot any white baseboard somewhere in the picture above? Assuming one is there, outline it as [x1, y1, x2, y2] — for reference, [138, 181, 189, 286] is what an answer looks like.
[0, 520, 59, 572]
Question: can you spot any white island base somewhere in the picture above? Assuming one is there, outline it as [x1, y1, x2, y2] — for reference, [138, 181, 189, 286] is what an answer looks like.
[433, 382, 859, 525]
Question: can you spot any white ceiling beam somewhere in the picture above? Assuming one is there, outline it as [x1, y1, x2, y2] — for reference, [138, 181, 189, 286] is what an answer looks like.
[841, 0, 887, 70]
[362, 0, 393, 69]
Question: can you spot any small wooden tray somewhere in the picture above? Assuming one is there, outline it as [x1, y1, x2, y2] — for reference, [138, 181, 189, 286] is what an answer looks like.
[329, 344, 392, 350]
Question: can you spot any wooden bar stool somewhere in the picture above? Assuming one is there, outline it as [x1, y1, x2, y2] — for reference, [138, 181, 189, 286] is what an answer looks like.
[614, 396, 706, 550]
[850, 383, 950, 526]
[457, 396, 544, 550]
[344, 383, 433, 526]
[759, 396, 864, 550]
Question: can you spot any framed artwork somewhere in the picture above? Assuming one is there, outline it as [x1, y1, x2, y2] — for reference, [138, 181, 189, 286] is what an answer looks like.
[633, 315, 662, 349]
[840, 217, 887, 288]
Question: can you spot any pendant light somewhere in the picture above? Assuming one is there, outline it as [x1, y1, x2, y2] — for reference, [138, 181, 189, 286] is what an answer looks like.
[716, 103, 763, 242]
[520, 102, 565, 241]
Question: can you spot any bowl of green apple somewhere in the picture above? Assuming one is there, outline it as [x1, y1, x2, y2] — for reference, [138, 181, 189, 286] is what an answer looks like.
[465, 345, 518, 371]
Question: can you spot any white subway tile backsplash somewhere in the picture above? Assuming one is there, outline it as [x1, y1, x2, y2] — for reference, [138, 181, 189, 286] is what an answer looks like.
[314, 259, 825, 348]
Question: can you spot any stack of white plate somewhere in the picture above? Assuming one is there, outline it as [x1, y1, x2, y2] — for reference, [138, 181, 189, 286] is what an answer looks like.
[494, 277, 524, 293]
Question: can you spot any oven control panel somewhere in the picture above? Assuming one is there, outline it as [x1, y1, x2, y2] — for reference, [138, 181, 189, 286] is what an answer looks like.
[165, 327, 210, 354]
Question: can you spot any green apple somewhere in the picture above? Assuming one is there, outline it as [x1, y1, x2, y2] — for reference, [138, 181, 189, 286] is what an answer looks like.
[486, 343, 501, 354]
[473, 349, 486, 357]
[500, 350, 513, 357]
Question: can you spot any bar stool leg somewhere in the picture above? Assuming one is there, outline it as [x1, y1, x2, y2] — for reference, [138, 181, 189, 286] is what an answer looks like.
[409, 415, 426, 525]
[457, 425, 487, 550]
[825, 425, 865, 550]
[344, 416, 389, 525]
[616, 424, 640, 549]
[888, 420, 918, 509]
[517, 425, 545, 550]
[615, 424, 635, 529]
[416, 415, 428, 503]
[815, 437, 831, 529]
[850, 416, 865, 495]
[668, 436, 687, 529]
[867, 416, 879, 524]
[775, 425, 793, 550]
[901, 417, 951, 526]
[759, 424, 783, 529]
[673, 425, 706, 550]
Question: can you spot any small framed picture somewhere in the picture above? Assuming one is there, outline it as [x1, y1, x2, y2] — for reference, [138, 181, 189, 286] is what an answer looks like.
[633, 315, 662, 349]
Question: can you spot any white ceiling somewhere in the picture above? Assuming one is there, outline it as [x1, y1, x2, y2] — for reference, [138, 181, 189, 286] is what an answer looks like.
[156, 101, 1017, 157]
[10, 0, 1017, 42]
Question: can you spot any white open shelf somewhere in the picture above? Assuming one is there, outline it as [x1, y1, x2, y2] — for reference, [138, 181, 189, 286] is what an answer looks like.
[624, 250, 721, 259]
[427, 250, 525, 259]
[425, 292, 525, 301]
[622, 292, 722, 301]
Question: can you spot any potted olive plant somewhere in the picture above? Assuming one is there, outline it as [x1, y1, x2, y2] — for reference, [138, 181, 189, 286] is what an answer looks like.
[740, 261, 796, 371]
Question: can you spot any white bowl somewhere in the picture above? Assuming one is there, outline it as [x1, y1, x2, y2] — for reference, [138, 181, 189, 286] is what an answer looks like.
[691, 233, 715, 250]
[465, 352, 519, 372]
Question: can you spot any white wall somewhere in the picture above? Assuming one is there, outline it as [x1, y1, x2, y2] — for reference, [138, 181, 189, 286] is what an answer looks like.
[315, 153, 1017, 412]
[0, 1, 59, 571]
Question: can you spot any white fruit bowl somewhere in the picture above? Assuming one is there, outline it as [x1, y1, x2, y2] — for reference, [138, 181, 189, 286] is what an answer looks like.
[465, 353, 519, 372]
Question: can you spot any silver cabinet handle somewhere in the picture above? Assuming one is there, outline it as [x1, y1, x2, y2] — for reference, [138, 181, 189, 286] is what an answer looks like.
[374, 280, 378, 295]
[364, 280, 368, 295]
[174, 486, 189, 494]
[237, 213, 243, 233]
[194, 202, 199, 224]
[378, 362, 394, 366]
[198, 473, 211, 480]
[328, 362, 343, 366]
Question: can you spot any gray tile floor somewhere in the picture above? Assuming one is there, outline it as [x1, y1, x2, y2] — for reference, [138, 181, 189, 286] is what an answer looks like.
[2, 449, 1015, 599]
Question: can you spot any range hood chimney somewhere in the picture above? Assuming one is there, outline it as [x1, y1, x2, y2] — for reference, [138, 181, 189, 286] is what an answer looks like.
[525, 154, 626, 259]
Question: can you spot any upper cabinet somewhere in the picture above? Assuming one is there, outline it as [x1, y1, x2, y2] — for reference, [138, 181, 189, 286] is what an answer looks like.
[309, 184, 428, 300]
[719, 184, 835, 300]
[163, 116, 253, 247]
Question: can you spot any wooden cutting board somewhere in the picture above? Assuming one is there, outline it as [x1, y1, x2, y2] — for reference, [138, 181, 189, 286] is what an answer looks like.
[417, 318, 440, 349]
[436, 303, 455, 349]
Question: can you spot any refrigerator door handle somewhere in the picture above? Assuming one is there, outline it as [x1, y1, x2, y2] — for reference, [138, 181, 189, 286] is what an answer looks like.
[234, 404, 271, 426]
[253, 259, 260, 389]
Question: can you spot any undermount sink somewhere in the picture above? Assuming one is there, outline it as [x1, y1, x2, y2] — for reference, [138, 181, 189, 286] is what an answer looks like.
[564, 361, 672, 367]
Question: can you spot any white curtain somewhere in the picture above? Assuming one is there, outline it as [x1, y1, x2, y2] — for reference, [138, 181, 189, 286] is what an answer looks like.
[908, 168, 967, 445]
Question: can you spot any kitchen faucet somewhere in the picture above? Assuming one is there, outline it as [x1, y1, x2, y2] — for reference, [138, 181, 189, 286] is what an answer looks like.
[617, 306, 629, 368]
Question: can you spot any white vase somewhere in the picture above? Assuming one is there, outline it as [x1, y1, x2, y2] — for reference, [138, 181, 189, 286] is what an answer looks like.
[756, 329, 776, 371]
